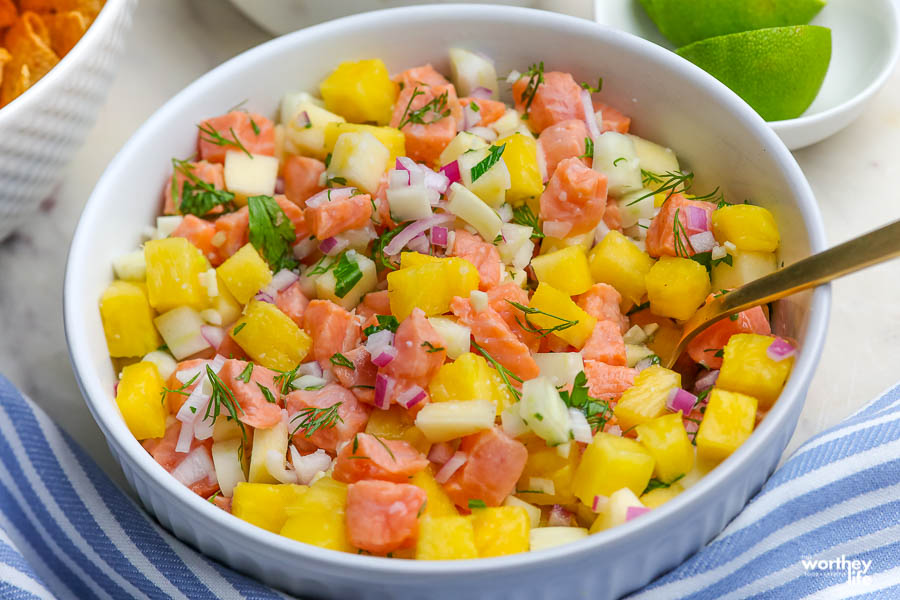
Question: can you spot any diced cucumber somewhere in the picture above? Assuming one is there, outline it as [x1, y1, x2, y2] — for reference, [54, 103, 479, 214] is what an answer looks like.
[224, 151, 279, 198]
[533, 353, 584, 388]
[153, 306, 210, 360]
[448, 48, 499, 99]
[593, 131, 642, 197]
[112, 250, 147, 281]
[627, 134, 679, 176]
[519, 376, 571, 446]
[414, 399, 496, 443]
[212, 438, 247, 497]
[247, 420, 288, 484]
[427, 317, 471, 359]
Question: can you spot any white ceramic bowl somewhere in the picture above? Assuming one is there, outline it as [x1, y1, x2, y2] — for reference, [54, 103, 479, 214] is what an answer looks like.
[64, 5, 831, 599]
[0, 0, 137, 241]
[594, 0, 900, 151]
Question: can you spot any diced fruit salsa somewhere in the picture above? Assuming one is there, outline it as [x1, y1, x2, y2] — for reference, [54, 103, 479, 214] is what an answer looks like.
[100, 49, 796, 559]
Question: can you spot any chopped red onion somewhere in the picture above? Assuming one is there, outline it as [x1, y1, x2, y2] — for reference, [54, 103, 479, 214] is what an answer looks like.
[176, 382, 211, 424]
[397, 384, 427, 409]
[200, 325, 225, 351]
[626, 506, 651, 522]
[543, 220, 572, 239]
[175, 420, 195, 454]
[580, 89, 601, 142]
[291, 447, 332, 485]
[685, 206, 710, 232]
[607, 425, 623, 437]
[371, 346, 398, 368]
[253, 291, 275, 304]
[388, 169, 411, 189]
[767, 337, 796, 361]
[374, 373, 394, 410]
[471, 86, 494, 100]
[431, 226, 449, 247]
[694, 369, 720, 393]
[296, 361, 323, 378]
[306, 187, 354, 209]
[434, 451, 467, 484]
[440, 160, 461, 185]
[467, 126, 497, 142]
[318, 237, 338, 254]
[427, 442, 455, 466]
[293, 237, 317, 260]
[274, 177, 285, 195]
[548, 505, 573, 527]
[172, 447, 217, 487]
[689, 231, 717, 253]
[407, 233, 430, 254]
[271, 269, 300, 292]
[462, 104, 481, 130]
[383, 213, 455, 255]
[592, 494, 609, 513]
[568, 408, 593, 443]
[294, 110, 310, 129]
[667, 388, 698, 415]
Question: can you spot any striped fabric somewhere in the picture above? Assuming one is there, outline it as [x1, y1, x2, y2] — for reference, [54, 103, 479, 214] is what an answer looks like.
[2, 374, 899, 600]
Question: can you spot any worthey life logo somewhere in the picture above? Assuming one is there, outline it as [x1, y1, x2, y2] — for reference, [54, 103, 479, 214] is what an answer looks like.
[801, 555, 873, 585]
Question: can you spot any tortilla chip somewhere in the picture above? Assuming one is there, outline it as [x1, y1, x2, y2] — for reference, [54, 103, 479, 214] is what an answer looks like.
[20, 0, 103, 22]
[0, 0, 17, 29]
[42, 10, 86, 57]
[1, 62, 31, 106]
[4, 12, 59, 82]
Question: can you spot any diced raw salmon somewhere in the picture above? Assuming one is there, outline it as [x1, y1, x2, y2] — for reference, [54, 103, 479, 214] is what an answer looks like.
[283, 155, 325, 207]
[218, 359, 283, 429]
[274, 194, 310, 242]
[305, 193, 372, 240]
[165, 359, 209, 413]
[645, 193, 715, 258]
[380, 308, 446, 392]
[602, 200, 622, 231]
[539, 157, 607, 236]
[687, 297, 771, 369]
[581, 320, 627, 366]
[303, 300, 362, 365]
[213, 495, 232, 513]
[142, 420, 218, 497]
[449, 296, 539, 381]
[577, 283, 628, 334]
[217, 336, 249, 361]
[452, 230, 502, 291]
[460, 97, 507, 127]
[333, 432, 429, 483]
[212, 206, 249, 262]
[371, 173, 396, 230]
[163, 160, 225, 215]
[390, 83, 461, 165]
[583, 361, 636, 400]
[538, 334, 573, 354]
[538, 119, 589, 177]
[197, 111, 275, 164]
[487, 282, 541, 352]
[333, 346, 377, 404]
[275, 281, 309, 327]
[512, 71, 584, 134]
[358, 290, 392, 332]
[593, 101, 631, 134]
[286, 383, 371, 452]
[346, 480, 426, 554]
[171, 215, 220, 265]
[394, 64, 449, 89]
[443, 427, 527, 508]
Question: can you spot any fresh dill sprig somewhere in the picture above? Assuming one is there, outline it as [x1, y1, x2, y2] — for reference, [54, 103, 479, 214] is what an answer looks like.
[506, 300, 579, 338]
[256, 382, 279, 404]
[159, 372, 200, 405]
[398, 87, 451, 129]
[471, 340, 522, 401]
[290, 403, 343, 438]
[236, 362, 253, 384]
[330, 352, 355, 370]
[273, 364, 302, 395]
[421, 341, 445, 353]
[204, 365, 247, 440]
[170, 158, 237, 216]
[672, 207, 693, 258]
[511, 203, 544, 239]
[629, 169, 695, 206]
[197, 123, 252, 158]
[518, 62, 545, 118]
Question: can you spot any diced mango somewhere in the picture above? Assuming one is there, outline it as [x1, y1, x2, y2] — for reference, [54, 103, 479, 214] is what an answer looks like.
[530, 246, 594, 296]
[280, 477, 352, 552]
[324, 122, 405, 164]
[428, 352, 515, 415]
[282, 97, 345, 159]
[516, 435, 579, 505]
[327, 131, 392, 193]
[387, 257, 480, 320]
[365, 404, 431, 455]
[471, 506, 530, 557]
[319, 59, 397, 125]
[210, 273, 242, 325]
[614, 365, 681, 431]
[696, 389, 758, 463]
[496, 133, 543, 206]
[530, 527, 588, 550]
[248, 420, 288, 484]
[718, 333, 792, 409]
[416, 516, 478, 560]
[645, 256, 709, 321]
[711, 250, 777, 290]
[216, 244, 273, 304]
[144, 237, 210, 312]
[399, 251, 443, 269]
[588, 230, 655, 305]
[411, 468, 459, 518]
[291, 476, 348, 515]
[634, 412, 695, 483]
[572, 433, 655, 502]
[99, 281, 161, 357]
[640, 483, 684, 509]
[232, 482, 308, 533]
[528, 283, 596, 349]
[439, 131, 489, 166]
[712, 204, 780, 252]
[115, 362, 166, 440]
[230, 300, 312, 371]
[539, 231, 593, 256]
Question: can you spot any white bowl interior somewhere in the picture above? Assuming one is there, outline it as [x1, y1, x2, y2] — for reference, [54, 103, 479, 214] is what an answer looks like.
[65, 5, 830, 599]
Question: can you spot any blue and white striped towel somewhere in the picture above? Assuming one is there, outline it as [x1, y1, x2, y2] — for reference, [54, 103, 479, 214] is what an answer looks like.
[1, 373, 899, 600]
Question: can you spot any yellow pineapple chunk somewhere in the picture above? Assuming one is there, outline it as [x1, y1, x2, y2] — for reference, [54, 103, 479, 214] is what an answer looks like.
[527, 283, 596, 349]
[496, 133, 543, 206]
[530, 246, 594, 296]
[399, 251, 442, 269]
[712, 204, 780, 252]
[365, 405, 430, 455]
[696, 389, 758, 463]
[634, 412, 695, 483]
[471, 506, 530, 557]
[387, 257, 480, 320]
[115, 362, 167, 440]
[572, 433, 655, 503]
[230, 300, 312, 371]
[516, 435, 580, 505]
[144, 237, 210, 312]
[589, 487, 646, 533]
[539, 231, 594, 256]
[279, 477, 352, 552]
[712, 250, 776, 290]
[216, 244, 273, 305]
[99, 281, 161, 357]
[717, 333, 793, 409]
[410, 468, 459, 518]
[416, 516, 478, 560]
[231, 482, 308, 533]
[588, 230, 655, 305]
[428, 352, 515, 415]
[323, 122, 405, 164]
[614, 365, 681, 431]
[319, 59, 397, 126]
[640, 483, 685, 509]
[645, 256, 710, 321]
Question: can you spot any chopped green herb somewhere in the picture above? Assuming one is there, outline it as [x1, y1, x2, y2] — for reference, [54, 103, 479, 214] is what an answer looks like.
[371, 221, 411, 271]
[291, 402, 343, 437]
[236, 362, 253, 384]
[729, 313, 740, 322]
[273, 364, 303, 395]
[325, 176, 348, 188]
[363, 314, 400, 337]
[506, 300, 578, 338]
[330, 352, 355, 370]
[632, 169, 694, 207]
[470, 143, 506, 182]
[580, 77, 603, 93]
[421, 341, 445, 353]
[247, 195, 298, 271]
[324, 153, 332, 168]
[578, 137, 595, 160]
[159, 372, 200, 405]
[197, 123, 252, 158]
[156, 343, 169, 352]
[613, 156, 627, 167]
[626, 301, 650, 316]
[170, 158, 237, 217]
[256, 382, 279, 404]
[518, 62, 545, 118]
[472, 340, 522, 401]
[642, 474, 685, 495]
[398, 87, 451, 129]
[417, 499, 428, 518]
[308, 254, 335, 276]
[204, 365, 247, 440]
[232, 323, 246, 336]
[333, 252, 363, 298]
[534, 413, 544, 421]
[672, 208, 692, 258]
[560, 371, 614, 432]
[351, 384, 375, 390]
[713, 349, 725, 358]
[208, 490, 221, 504]
[511, 203, 544, 239]
[370, 434, 397, 462]
[249, 117, 260, 136]
[689, 250, 734, 274]
[468, 499, 487, 510]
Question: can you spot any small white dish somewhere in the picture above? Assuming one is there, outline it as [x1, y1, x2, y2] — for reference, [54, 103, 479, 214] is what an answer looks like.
[594, 0, 900, 150]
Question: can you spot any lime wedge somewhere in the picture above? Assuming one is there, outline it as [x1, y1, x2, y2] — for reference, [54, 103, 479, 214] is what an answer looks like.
[676, 25, 831, 121]
[641, 0, 826, 47]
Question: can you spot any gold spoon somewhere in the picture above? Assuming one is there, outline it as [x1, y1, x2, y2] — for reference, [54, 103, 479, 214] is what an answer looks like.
[663, 219, 900, 369]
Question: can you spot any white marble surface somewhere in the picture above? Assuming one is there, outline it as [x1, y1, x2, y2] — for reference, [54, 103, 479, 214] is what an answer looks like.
[0, 0, 897, 495]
